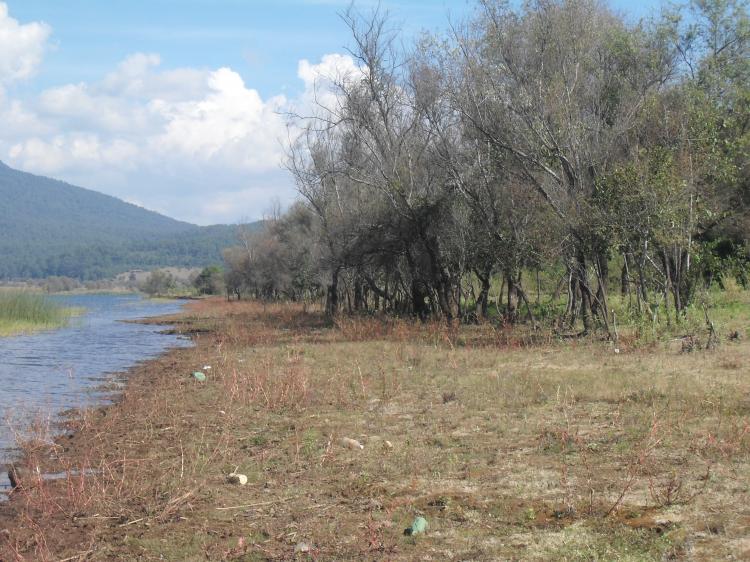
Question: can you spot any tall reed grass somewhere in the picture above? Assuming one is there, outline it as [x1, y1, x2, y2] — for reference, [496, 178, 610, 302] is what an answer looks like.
[0, 290, 72, 336]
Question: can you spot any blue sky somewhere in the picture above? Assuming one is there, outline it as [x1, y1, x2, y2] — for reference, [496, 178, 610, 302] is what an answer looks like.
[0, 0, 664, 224]
[7, 1, 481, 99]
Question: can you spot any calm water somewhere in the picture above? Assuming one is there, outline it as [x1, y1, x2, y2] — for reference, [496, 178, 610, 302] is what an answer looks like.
[0, 293, 191, 492]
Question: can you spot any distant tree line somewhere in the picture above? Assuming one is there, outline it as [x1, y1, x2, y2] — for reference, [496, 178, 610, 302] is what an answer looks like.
[0, 230, 245, 281]
[223, 0, 749, 333]
[193, 266, 225, 295]
[136, 266, 226, 297]
[140, 270, 178, 296]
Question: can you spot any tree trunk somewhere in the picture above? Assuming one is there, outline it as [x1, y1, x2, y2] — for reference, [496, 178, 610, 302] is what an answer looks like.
[476, 271, 491, 319]
[325, 268, 340, 319]
[354, 277, 364, 312]
[621, 254, 630, 297]
[575, 253, 593, 334]
[593, 250, 609, 320]
[506, 271, 518, 323]
[517, 283, 537, 326]
[436, 279, 457, 323]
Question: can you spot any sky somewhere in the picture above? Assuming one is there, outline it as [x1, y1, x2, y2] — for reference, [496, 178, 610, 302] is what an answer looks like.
[0, 0, 663, 225]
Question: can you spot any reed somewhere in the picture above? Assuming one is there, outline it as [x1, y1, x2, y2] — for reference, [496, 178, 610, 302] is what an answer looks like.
[0, 291, 73, 336]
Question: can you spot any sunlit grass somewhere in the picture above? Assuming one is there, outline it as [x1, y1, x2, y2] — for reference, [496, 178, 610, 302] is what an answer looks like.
[467, 271, 749, 345]
[0, 290, 77, 336]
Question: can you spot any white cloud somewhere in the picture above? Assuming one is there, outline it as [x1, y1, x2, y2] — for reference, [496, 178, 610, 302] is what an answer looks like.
[297, 53, 362, 114]
[150, 67, 288, 171]
[0, 91, 52, 138]
[0, 2, 50, 85]
[9, 134, 140, 174]
[3, 55, 299, 223]
[38, 83, 154, 133]
[7, 57, 291, 179]
[101, 53, 209, 102]
[36, 53, 210, 134]
[196, 184, 295, 224]
[298, 53, 360, 88]
[0, 3, 358, 224]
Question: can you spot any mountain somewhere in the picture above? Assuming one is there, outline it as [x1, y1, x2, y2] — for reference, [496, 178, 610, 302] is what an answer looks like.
[0, 161, 259, 280]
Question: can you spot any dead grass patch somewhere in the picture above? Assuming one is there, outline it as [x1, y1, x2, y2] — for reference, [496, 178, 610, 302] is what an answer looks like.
[1, 297, 748, 560]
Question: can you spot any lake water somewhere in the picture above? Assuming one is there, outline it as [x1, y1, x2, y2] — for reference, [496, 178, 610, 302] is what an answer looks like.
[0, 293, 191, 493]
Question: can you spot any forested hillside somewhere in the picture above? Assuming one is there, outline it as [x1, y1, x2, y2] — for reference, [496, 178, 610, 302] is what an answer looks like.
[0, 162, 253, 279]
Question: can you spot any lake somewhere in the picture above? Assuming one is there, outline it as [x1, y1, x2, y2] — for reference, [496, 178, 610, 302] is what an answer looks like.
[0, 293, 191, 493]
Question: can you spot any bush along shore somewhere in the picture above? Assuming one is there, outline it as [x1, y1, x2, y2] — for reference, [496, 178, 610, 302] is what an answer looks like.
[0, 291, 75, 337]
[1, 298, 749, 560]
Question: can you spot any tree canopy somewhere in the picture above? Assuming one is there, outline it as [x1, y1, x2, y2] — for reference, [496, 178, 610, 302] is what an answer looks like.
[224, 0, 749, 332]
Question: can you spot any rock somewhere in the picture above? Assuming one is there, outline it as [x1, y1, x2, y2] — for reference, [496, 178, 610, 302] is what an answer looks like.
[340, 437, 364, 450]
[369, 436, 393, 449]
[227, 472, 248, 485]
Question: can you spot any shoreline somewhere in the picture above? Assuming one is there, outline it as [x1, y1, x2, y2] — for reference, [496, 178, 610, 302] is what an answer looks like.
[0, 304, 201, 558]
[1, 298, 748, 560]
[0, 294, 190, 481]
[0, 300, 192, 499]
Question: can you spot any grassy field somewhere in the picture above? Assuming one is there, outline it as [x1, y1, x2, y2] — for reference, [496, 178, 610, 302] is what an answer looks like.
[0, 290, 75, 336]
[1, 296, 748, 560]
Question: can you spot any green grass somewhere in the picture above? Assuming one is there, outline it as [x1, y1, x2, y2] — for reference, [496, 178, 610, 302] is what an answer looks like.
[465, 270, 749, 346]
[0, 290, 76, 336]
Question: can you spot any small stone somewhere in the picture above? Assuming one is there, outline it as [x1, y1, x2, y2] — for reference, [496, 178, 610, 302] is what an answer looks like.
[340, 437, 364, 450]
[227, 473, 248, 485]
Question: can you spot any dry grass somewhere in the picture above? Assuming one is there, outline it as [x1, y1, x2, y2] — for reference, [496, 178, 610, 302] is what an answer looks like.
[1, 298, 749, 561]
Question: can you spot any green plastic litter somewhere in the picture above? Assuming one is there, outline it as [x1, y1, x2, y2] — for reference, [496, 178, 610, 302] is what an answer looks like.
[404, 516, 428, 536]
[192, 371, 207, 382]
